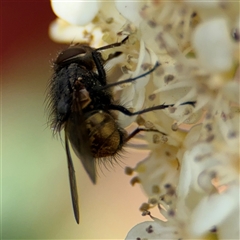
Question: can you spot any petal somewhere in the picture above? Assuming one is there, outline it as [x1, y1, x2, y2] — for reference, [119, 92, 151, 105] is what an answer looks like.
[114, 1, 143, 26]
[51, 1, 101, 26]
[178, 143, 217, 195]
[190, 185, 239, 236]
[218, 207, 240, 240]
[177, 151, 193, 199]
[192, 18, 234, 73]
[49, 19, 103, 46]
[125, 221, 179, 239]
[221, 81, 240, 104]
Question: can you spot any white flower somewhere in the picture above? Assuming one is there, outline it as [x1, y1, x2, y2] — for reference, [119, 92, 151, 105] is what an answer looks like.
[49, 1, 126, 46]
[49, 1, 240, 239]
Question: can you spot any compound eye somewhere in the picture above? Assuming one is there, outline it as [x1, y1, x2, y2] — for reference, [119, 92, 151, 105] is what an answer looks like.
[56, 47, 87, 64]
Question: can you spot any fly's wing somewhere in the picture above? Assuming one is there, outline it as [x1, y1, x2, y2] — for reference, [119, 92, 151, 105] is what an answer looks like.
[65, 132, 80, 224]
[65, 88, 96, 184]
[64, 78, 96, 224]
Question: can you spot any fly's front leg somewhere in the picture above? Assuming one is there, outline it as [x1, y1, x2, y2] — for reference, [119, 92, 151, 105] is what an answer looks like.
[91, 36, 130, 85]
[91, 51, 107, 85]
[95, 36, 129, 52]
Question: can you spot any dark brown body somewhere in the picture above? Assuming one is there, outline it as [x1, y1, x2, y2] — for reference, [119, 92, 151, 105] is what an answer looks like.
[47, 40, 128, 223]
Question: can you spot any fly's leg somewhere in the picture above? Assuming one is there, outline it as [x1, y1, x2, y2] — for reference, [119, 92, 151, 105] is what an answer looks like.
[91, 36, 129, 85]
[109, 101, 196, 116]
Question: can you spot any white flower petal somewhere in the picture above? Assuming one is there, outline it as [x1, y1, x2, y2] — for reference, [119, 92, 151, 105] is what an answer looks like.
[192, 18, 234, 73]
[177, 142, 226, 196]
[183, 125, 202, 148]
[115, 1, 143, 26]
[190, 185, 240, 236]
[125, 221, 179, 240]
[133, 40, 151, 91]
[221, 81, 240, 104]
[125, 221, 161, 239]
[51, 1, 101, 26]
[185, 0, 219, 8]
[49, 19, 103, 46]
[218, 208, 240, 240]
[177, 151, 193, 199]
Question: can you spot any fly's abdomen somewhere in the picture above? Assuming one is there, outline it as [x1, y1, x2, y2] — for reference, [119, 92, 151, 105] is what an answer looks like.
[85, 111, 125, 158]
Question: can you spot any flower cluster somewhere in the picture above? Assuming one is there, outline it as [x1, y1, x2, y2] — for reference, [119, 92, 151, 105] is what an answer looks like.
[50, 1, 239, 239]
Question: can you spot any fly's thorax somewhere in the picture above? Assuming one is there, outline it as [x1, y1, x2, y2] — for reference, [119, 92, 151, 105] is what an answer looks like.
[55, 45, 96, 70]
[84, 110, 127, 158]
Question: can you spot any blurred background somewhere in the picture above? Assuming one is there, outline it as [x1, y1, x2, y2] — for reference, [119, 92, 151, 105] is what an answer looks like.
[2, 1, 150, 239]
